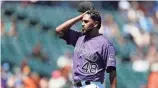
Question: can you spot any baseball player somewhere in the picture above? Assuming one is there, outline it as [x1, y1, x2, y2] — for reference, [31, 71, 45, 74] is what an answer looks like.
[56, 9, 116, 88]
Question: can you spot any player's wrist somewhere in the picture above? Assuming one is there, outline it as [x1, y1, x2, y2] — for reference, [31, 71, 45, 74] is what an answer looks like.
[74, 15, 83, 22]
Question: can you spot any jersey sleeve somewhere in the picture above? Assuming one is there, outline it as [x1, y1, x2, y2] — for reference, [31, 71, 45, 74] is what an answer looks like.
[102, 44, 116, 73]
[60, 29, 82, 46]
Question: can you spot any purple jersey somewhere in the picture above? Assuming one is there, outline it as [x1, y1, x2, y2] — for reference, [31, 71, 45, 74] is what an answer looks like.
[60, 29, 116, 83]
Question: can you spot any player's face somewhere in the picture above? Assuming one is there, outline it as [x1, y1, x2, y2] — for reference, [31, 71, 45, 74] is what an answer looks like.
[82, 14, 95, 33]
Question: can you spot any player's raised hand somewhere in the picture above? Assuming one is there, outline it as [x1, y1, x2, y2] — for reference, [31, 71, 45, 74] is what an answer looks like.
[78, 11, 89, 20]
[55, 11, 88, 35]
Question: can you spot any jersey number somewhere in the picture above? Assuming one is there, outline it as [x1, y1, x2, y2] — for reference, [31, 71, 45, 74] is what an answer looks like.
[82, 62, 98, 73]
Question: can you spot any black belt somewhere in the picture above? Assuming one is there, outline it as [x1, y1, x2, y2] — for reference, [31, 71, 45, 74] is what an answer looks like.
[74, 81, 91, 87]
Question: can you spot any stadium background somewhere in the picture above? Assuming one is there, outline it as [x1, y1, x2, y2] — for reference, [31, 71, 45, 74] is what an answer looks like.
[1, 1, 158, 88]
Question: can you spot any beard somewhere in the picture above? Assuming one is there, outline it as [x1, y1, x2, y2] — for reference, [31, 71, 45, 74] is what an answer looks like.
[81, 28, 92, 35]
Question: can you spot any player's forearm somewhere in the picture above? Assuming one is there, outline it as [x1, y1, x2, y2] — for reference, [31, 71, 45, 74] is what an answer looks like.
[55, 14, 83, 34]
[109, 70, 117, 88]
[111, 76, 116, 88]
